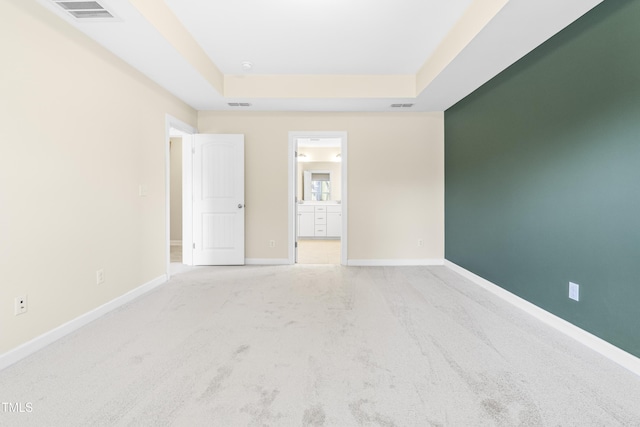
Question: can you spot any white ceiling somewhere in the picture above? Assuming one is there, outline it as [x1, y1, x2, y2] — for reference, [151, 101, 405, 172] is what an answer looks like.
[163, 0, 472, 75]
[38, 0, 603, 112]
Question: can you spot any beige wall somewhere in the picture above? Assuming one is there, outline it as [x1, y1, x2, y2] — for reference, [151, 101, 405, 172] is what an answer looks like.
[170, 137, 183, 242]
[198, 112, 444, 261]
[0, 0, 196, 354]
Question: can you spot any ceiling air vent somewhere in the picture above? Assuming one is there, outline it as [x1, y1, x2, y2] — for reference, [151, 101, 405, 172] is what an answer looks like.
[53, 1, 116, 20]
[391, 103, 414, 108]
[227, 103, 252, 107]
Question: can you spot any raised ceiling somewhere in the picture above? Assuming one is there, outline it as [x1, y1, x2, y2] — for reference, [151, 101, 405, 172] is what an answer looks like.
[38, 0, 603, 112]
[164, 0, 472, 75]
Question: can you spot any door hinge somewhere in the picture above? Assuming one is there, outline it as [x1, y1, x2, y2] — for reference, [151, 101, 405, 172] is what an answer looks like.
[295, 241, 298, 248]
[192, 147, 195, 154]
[193, 243, 195, 249]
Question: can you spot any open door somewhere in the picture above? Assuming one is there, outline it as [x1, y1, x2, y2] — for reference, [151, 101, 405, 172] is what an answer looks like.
[294, 143, 299, 264]
[289, 131, 347, 265]
[193, 134, 245, 265]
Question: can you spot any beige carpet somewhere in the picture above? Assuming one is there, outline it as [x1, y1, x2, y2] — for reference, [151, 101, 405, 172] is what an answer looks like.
[1, 265, 639, 426]
[297, 239, 340, 264]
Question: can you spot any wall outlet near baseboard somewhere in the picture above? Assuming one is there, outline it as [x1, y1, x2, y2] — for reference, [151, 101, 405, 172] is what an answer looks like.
[418, 239, 424, 247]
[15, 295, 27, 315]
[569, 282, 580, 301]
[269, 240, 276, 248]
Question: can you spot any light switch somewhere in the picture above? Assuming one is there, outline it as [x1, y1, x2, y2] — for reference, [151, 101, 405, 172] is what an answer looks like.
[569, 282, 580, 301]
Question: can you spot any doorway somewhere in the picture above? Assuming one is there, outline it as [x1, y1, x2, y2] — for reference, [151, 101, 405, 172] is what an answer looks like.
[288, 132, 348, 265]
[165, 115, 197, 277]
[169, 134, 183, 263]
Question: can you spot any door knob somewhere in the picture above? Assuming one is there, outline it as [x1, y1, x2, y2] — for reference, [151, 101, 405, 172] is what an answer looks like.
[238, 204, 244, 209]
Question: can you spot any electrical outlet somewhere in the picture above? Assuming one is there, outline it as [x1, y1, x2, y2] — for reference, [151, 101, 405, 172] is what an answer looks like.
[269, 240, 276, 248]
[569, 282, 580, 301]
[15, 295, 27, 315]
[418, 239, 424, 247]
[96, 269, 105, 285]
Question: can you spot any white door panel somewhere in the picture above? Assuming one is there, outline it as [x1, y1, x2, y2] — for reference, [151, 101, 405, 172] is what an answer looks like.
[193, 134, 244, 265]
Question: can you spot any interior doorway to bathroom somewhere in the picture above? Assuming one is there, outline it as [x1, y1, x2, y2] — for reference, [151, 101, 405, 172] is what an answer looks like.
[288, 132, 348, 265]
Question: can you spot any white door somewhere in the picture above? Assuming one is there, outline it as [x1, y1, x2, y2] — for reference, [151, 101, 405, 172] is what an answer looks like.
[193, 134, 244, 265]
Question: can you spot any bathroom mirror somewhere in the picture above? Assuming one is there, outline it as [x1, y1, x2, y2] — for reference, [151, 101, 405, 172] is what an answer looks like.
[304, 170, 331, 201]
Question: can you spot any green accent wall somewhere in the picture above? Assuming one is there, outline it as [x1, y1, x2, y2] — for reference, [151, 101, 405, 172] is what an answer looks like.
[445, 0, 640, 357]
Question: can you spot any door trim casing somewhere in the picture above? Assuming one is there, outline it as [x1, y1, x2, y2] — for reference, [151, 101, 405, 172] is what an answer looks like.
[165, 114, 197, 275]
[288, 131, 348, 265]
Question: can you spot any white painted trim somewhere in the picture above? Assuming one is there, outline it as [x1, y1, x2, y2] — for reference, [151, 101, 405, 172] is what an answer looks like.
[288, 137, 296, 265]
[0, 274, 168, 372]
[245, 258, 290, 265]
[340, 136, 348, 266]
[165, 114, 197, 278]
[170, 240, 182, 246]
[348, 259, 445, 266]
[444, 260, 640, 377]
[181, 134, 194, 267]
[288, 131, 348, 266]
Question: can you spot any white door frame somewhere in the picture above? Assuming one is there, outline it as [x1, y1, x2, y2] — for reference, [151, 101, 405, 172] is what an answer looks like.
[288, 131, 348, 265]
[165, 114, 197, 276]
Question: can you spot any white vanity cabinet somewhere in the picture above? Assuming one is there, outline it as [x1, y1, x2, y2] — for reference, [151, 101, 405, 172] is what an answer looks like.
[297, 205, 315, 237]
[326, 205, 342, 237]
[314, 205, 327, 236]
[297, 204, 341, 238]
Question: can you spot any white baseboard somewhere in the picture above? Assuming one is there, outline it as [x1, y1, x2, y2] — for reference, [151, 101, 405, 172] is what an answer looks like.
[0, 274, 168, 371]
[170, 240, 182, 246]
[245, 258, 290, 265]
[347, 259, 445, 267]
[444, 260, 640, 377]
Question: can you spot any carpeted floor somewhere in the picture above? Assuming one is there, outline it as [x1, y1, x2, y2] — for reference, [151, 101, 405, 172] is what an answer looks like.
[1, 265, 639, 426]
[172, 239, 341, 265]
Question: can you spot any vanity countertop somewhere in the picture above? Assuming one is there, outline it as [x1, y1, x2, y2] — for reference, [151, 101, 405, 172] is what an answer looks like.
[298, 201, 340, 205]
